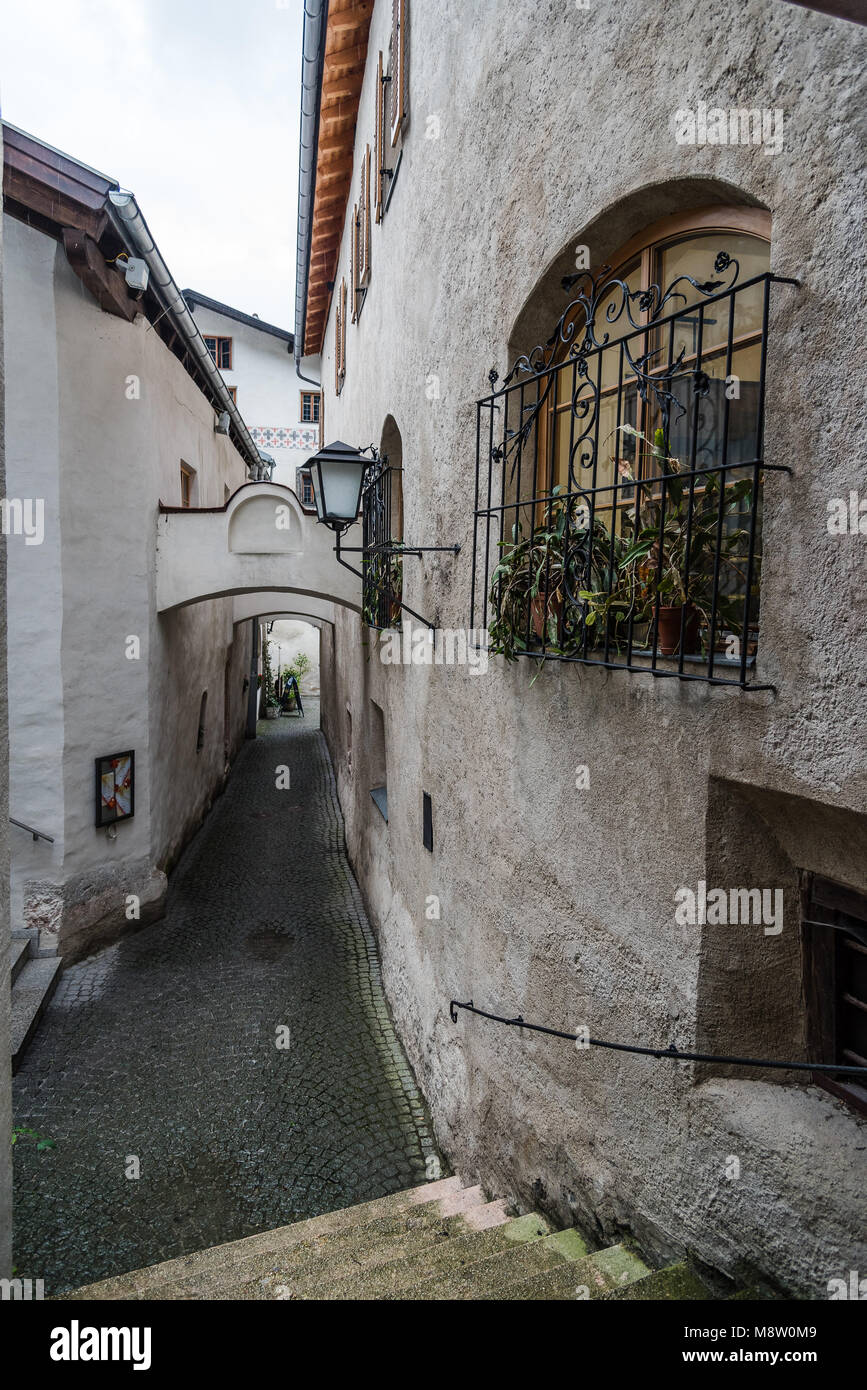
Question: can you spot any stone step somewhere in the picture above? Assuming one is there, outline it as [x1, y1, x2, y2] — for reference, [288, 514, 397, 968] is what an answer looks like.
[602, 1262, 713, 1300]
[329, 1211, 553, 1302]
[135, 1193, 508, 1302]
[12, 926, 55, 959]
[392, 1226, 592, 1300]
[498, 1242, 652, 1300]
[65, 1173, 721, 1303]
[11, 957, 62, 1073]
[10, 935, 30, 985]
[66, 1176, 467, 1299]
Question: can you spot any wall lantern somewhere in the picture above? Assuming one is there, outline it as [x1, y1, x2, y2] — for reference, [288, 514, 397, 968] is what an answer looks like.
[308, 439, 368, 532]
[310, 439, 460, 630]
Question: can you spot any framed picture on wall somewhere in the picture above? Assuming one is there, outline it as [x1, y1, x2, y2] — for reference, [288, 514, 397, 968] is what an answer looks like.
[95, 751, 135, 827]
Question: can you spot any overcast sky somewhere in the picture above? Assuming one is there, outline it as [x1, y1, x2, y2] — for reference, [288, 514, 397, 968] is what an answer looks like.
[0, 0, 302, 329]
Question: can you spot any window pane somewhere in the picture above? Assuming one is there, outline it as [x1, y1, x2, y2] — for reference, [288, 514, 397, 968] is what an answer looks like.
[659, 233, 769, 360]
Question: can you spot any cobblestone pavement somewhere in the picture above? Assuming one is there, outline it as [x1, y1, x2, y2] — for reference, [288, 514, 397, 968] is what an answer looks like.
[13, 700, 442, 1293]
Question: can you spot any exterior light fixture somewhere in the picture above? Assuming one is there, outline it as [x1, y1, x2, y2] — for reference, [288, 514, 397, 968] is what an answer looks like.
[310, 440, 460, 631]
[308, 439, 368, 532]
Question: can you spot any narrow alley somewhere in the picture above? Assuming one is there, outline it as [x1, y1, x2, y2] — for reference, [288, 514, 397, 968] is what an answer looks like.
[12, 705, 440, 1295]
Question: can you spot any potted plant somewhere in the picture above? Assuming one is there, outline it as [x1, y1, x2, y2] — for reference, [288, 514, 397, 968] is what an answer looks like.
[261, 639, 280, 718]
[488, 489, 622, 663]
[363, 542, 404, 628]
[612, 425, 755, 657]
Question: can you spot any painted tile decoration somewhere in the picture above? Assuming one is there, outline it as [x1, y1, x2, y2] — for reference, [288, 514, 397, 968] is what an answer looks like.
[250, 426, 319, 451]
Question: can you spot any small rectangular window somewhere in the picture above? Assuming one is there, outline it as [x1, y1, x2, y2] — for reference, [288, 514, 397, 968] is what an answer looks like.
[300, 392, 321, 424]
[227, 385, 237, 403]
[422, 792, 433, 852]
[180, 462, 195, 508]
[204, 335, 232, 370]
[196, 691, 208, 752]
[803, 874, 867, 1116]
[369, 700, 387, 822]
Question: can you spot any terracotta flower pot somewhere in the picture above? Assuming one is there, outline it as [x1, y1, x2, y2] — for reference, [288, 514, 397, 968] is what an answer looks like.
[530, 592, 562, 643]
[657, 604, 700, 656]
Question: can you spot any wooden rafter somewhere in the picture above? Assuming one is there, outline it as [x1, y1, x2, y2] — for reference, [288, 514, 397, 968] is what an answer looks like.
[303, 0, 374, 354]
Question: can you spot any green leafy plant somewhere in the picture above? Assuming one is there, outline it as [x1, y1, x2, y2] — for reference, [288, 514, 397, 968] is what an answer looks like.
[363, 542, 404, 629]
[12, 1126, 55, 1152]
[261, 639, 279, 709]
[612, 424, 756, 640]
[487, 428, 758, 669]
[488, 489, 623, 667]
[286, 652, 311, 692]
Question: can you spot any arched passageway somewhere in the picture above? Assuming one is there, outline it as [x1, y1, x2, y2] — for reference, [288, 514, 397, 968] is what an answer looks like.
[156, 481, 363, 615]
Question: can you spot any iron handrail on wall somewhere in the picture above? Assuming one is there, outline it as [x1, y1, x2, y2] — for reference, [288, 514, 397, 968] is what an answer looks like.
[449, 999, 867, 1077]
[470, 257, 800, 688]
[9, 816, 54, 844]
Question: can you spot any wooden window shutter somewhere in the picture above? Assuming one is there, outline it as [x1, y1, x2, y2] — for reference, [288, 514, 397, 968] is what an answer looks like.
[341, 279, 347, 379]
[334, 291, 341, 394]
[390, 0, 407, 147]
[350, 202, 359, 322]
[374, 51, 385, 222]
[359, 145, 371, 285]
[335, 277, 346, 394]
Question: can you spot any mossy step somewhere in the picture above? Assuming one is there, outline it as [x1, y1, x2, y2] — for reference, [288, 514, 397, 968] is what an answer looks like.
[603, 1262, 714, 1300]
[309, 1212, 553, 1301]
[66, 1176, 464, 1300]
[500, 1243, 650, 1300]
[393, 1227, 591, 1301]
[142, 1199, 509, 1302]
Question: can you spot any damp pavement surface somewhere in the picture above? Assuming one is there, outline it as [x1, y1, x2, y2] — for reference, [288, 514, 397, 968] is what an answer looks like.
[12, 701, 442, 1294]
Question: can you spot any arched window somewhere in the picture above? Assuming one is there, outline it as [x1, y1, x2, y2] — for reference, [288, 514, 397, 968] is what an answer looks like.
[542, 209, 770, 535]
[362, 417, 404, 629]
[477, 206, 783, 685]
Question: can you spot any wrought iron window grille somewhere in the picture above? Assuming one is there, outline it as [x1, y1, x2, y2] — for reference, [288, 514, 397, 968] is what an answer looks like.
[332, 446, 460, 631]
[470, 253, 799, 689]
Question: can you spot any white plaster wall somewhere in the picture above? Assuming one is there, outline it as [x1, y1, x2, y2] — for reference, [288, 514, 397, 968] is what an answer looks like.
[188, 303, 320, 490]
[3, 218, 66, 930]
[4, 215, 252, 957]
[0, 129, 13, 1275]
[156, 484, 362, 613]
[315, 0, 867, 1295]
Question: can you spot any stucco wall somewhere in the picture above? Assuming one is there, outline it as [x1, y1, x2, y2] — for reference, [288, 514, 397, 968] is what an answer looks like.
[315, 0, 867, 1295]
[0, 125, 13, 1277]
[4, 215, 252, 959]
[3, 217, 65, 933]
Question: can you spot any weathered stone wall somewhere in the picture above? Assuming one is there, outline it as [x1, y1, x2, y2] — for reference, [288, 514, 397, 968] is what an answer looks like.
[316, 0, 867, 1294]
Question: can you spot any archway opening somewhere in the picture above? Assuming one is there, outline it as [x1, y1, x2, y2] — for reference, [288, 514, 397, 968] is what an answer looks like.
[258, 618, 321, 726]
